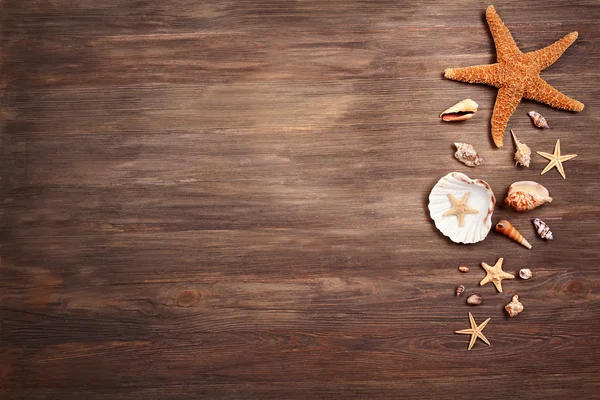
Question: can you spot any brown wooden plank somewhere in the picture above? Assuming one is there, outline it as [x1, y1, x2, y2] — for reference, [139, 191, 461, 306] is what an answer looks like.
[1, 0, 600, 399]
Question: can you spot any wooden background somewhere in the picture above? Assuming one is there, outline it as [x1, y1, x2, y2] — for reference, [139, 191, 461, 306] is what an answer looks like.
[1, 0, 599, 398]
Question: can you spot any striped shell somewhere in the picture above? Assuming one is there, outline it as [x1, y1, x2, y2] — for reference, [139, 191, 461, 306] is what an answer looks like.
[528, 111, 549, 129]
[428, 172, 496, 244]
[533, 218, 554, 240]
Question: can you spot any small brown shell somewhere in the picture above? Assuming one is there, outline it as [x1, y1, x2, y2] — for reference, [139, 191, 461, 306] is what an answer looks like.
[528, 111, 549, 129]
[495, 219, 532, 249]
[458, 265, 470, 273]
[466, 294, 482, 305]
[440, 99, 479, 121]
[456, 285, 465, 296]
[505, 294, 524, 317]
[505, 181, 552, 212]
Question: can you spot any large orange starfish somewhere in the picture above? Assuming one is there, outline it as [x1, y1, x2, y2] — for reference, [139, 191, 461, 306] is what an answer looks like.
[444, 5, 584, 147]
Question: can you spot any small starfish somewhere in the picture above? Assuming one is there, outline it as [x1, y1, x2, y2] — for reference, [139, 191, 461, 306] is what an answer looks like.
[444, 6, 584, 147]
[442, 192, 479, 227]
[455, 312, 491, 351]
[480, 257, 515, 293]
[537, 139, 577, 179]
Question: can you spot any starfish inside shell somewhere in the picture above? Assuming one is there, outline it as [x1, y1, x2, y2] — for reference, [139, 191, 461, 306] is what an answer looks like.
[442, 192, 479, 227]
[444, 5, 584, 147]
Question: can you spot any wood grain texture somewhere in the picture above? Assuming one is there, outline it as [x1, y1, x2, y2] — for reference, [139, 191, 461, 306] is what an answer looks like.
[1, 0, 599, 399]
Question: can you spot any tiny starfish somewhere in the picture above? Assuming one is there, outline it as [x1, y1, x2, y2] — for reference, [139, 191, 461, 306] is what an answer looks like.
[455, 312, 491, 351]
[442, 192, 479, 227]
[444, 6, 584, 147]
[537, 139, 577, 179]
[480, 257, 515, 293]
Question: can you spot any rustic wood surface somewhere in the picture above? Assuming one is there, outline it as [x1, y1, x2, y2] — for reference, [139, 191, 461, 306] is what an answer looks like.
[1, 0, 599, 398]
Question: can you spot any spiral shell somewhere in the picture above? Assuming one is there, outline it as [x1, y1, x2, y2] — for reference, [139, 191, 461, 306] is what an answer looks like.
[528, 111, 549, 129]
[454, 142, 483, 167]
[533, 218, 554, 240]
[519, 269, 532, 280]
[440, 99, 479, 121]
[511, 130, 531, 168]
[495, 219, 532, 249]
[505, 181, 552, 212]
[456, 285, 465, 296]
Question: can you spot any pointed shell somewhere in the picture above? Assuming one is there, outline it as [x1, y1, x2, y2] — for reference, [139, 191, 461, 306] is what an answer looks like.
[495, 219, 532, 249]
[453, 143, 483, 167]
[533, 218, 554, 240]
[440, 99, 479, 121]
[505, 181, 552, 212]
[528, 111, 549, 129]
[511, 130, 531, 168]
[428, 172, 496, 244]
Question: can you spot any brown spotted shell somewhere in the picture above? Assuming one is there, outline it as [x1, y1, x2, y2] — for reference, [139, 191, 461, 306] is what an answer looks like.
[505, 181, 552, 212]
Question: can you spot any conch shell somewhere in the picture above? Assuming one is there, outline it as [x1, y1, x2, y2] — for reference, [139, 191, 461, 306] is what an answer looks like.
[495, 219, 531, 249]
[533, 218, 554, 240]
[511, 130, 531, 168]
[505, 294, 524, 317]
[440, 99, 479, 121]
[505, 181, 552, 212]
[454, 142, 483, 167]
[528, 111, 549, 129]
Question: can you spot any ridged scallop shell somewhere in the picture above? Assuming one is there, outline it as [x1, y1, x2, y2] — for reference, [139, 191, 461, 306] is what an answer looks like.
[504, 181, 552, 212]
[428, 172, 496, 244]
[440, 99, 479, 121]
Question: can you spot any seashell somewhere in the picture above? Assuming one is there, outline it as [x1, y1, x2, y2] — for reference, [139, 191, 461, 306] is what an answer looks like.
[428, 172, 496, 244]
[528, 111, 549, 129]
[458, 265, 470, 273]
[510, 130, 531, 168]
[533, 218, 554, 240]
[440, 99, 479, 121]
[504, 181, 552, 212]
[505, 294, 524, 317]
[495, 219, 532, 249]
[456, 285, 465, 296]
[466, 293, 482, 305]
[453, 142, 483, 167]
[519, 268, 532, 280]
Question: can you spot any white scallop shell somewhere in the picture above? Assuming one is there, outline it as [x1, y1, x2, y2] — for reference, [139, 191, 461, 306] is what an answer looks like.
[428, 172, 496, 244]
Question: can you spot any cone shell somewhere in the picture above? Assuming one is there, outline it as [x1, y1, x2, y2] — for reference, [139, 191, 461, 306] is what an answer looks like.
[428, 172, 495, 244]
[528, 111, 549, 129]
[505, 181, 552, 212]
[440, 99, 479, 121]
[495, 219, 532, 249]
[533, 218, 554, 240]
[511, 130, 531, 168]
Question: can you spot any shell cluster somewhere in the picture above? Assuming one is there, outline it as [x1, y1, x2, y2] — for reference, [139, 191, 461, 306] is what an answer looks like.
[440, 99, 479, 122]
[505, 181, 552, 212]
[428, 172, 496, 244]
[454, 142, 483, 167]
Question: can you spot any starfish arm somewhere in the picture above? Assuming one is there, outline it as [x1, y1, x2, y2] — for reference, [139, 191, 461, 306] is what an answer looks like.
[523, 32, 578, 72]
[486, 6, 522, 63]
[493, 280, 503, 293]
[456, 329, 475, 335]
[523, 76, 584, 111]
[501, 272, 515, 280]
[444, 64, 503, 87]
[536, 151, 555, 160]
[480, 276, 491, 286]
[468, 312, 476, 329]
[559, 154, 578, 162]
[478, 318, 491, 331]
[468, 333, 477, 350]
[540, 159, 557, 175]
[477, 331, 491, 346]
[491, 86, 523, 147]
[556, 161, 566, 179]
